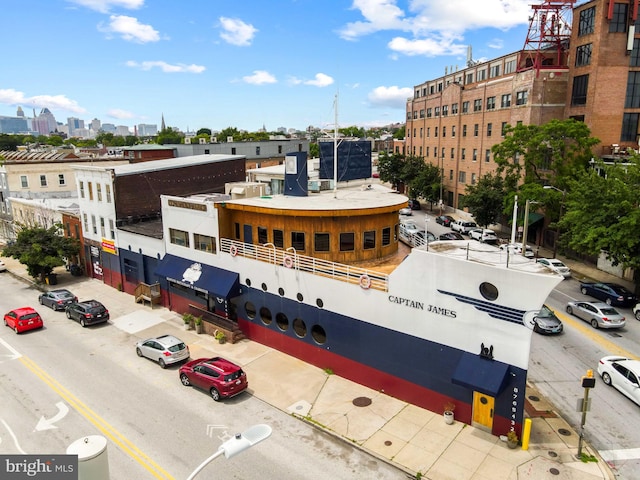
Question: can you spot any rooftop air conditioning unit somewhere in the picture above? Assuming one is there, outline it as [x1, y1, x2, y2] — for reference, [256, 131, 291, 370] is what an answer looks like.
[199, 137, 206, 144]
[210, 136, 217, 143]
[184, 137, 191, 144]
[227, 136, 234, 143]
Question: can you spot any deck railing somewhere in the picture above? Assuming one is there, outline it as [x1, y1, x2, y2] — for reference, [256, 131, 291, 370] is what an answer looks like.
[220, 238, 389, 292]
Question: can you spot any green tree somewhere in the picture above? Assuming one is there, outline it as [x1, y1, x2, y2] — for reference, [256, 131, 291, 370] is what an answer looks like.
[0, 134, 20, 151]
[197, 128, 212, 136]
[219, 127, 241, 142]
[95, 132, 115, 146]
[156, 127, 183, 145]
[377, 152, 405, 190]
[309, 142, 319, 158]
[460, 173, 506, 228]
[2, 225, 80, 282]
[411, 162, 441, 208]
[393, 125, 405, 139]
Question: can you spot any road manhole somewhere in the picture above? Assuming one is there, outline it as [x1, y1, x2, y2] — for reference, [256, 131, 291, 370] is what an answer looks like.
[557, 428, 572, 436]
[384, 440, 392, 446]
[528, 395, 540, 402]
[548, 451, 558, 458]
[353, 396, 372, 407]
[549, 467, 560, 475]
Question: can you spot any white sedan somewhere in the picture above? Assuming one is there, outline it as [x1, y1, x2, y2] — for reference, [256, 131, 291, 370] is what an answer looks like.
[469, 229, 498, 244]
[597, 356, 640, 406]
[537, 258, 571, 278]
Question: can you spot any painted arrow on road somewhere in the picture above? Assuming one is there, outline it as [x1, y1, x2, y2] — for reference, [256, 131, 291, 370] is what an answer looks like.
[35, 402, 69, 431]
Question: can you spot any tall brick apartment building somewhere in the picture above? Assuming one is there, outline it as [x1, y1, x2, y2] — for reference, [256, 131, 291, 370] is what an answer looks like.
[406, 0, 639, 211]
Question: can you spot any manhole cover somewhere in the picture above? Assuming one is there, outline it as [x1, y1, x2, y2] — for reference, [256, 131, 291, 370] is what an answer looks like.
[558, 428, 572, 436]
[353, 396, 372, 407]
[548, 451, 558, 458]
[384, 440, 392, 446]
[528, 395, 540, 401]
[549, 467, 560, 475]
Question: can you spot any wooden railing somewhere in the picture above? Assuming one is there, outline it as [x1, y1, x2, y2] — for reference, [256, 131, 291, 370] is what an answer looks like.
[220, 238, 389, 292]
[134, 282, 161, 306]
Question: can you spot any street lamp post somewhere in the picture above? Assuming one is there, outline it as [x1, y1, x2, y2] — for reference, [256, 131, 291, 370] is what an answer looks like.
[543, 186, 566, 258]
[521, 199, 540, 257]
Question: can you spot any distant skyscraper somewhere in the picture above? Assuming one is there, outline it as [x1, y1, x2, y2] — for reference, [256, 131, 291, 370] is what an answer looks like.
[90, 118, 101, 132]
[67, 117, 85, 137]
[116, 125, 130, 136]
[16, 106, 24, 117]
[0, 115, 28, 134]
[161, 114, 166, 131]
[137, 123, 158, 136]
[101, 123, 116, 133]
[33, 108, 57, 135]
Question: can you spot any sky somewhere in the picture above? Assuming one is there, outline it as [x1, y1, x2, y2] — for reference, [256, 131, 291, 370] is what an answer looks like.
[0, 0, 572, 133]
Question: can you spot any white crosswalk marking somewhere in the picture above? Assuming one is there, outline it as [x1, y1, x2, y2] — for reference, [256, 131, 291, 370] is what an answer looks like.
[599, 448, 640, 461]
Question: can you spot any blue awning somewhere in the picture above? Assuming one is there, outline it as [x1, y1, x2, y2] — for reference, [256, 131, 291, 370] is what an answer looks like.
[451, 352, 509, 397]
[154, 254, 240, 299]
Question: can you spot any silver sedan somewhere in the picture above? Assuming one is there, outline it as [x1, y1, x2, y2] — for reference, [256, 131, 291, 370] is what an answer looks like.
[566, 301, 626, 329]
[135, 334, 190, 368]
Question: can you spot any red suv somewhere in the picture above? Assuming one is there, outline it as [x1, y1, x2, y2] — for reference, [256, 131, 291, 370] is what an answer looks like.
[4, 307, 44, 333]
[179, 357, 248, 401]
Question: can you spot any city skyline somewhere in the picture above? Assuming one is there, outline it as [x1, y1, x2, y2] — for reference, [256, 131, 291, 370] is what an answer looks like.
[0, 0, 564, 132]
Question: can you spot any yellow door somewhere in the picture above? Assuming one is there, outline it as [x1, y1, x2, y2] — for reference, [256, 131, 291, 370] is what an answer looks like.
[471, 391, 494, 431]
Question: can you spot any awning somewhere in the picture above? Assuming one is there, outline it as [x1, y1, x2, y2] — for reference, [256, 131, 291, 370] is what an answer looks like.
[155, 254, 240, 299]
[527, 212, 544, 226]
[451, 352, 509, 397]
[230, 187, 245, 194]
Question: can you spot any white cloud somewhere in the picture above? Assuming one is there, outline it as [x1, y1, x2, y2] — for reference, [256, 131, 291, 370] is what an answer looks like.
[107, 108, 135, 119]
[305, 73, 334, 87]
[488, 38, 504, 49]
[242, 70, 277, 85]
[126, 60, 205, 73]
[99, 15, 160, 43]
[68, 0, 144, 13]
[219, 17, 257, 46]
[388, 36, 467, 57]
[0, 88, 86, 113]
[339, 0, 408, 40]
[367, 85, 413, 108]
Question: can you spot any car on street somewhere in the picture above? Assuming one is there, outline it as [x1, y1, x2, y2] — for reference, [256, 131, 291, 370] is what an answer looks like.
[500, 243, 535, 258]
[136, 334, 190, 368]
[435, 215, 455, 227]
[597, 356, 640, 406]
[451, 220, 477, 235]
[4, 307, 43, 334]
[65, 300, 110, 327]
[408, 199, 421, 210]
[399, 207, 412, 216]
[0, 259, 6, 272]
[536, 258, 571, 278]
[579, 282, 637, 307]
[439, 232, 465, 241]
[399, 221, 421, 237]
[469, 228, 498, 244]
[532, 304, 563, 334]
[634, 303, 640, 320]
[566, 301, 626, 329]
[179, 357, 248, 401]
[38, 289, 78, 311]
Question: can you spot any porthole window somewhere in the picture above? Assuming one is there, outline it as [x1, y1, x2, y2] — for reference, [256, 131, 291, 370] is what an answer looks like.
[246, 278, 252, 287]
[297, 293, 303, 302]
[260, 307, 272, 325]
[276, 312, 289, 331]
[293, 318, 307, 338]
[316, 298, 324, 308]
[479, 282, 498, 301]
[278, 287, 285, 296]
[261, 282, 268, 291]
[245, 302, 256, 319]
[311, 324, 327, 344]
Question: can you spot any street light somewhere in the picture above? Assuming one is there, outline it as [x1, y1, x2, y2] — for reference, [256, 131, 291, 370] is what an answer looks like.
[543, 186, 566, 258]
[187, 424, 272, 480]
[521, 199, 540, 257]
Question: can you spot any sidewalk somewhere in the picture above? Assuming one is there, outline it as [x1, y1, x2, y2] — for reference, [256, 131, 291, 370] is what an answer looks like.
[2, 256, 616, 480]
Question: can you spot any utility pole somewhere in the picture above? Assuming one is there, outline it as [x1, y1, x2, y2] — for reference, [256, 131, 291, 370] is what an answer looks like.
[577, 370, 596, 459]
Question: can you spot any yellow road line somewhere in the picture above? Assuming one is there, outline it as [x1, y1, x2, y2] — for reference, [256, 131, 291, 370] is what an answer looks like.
[19, 356, 174, 480]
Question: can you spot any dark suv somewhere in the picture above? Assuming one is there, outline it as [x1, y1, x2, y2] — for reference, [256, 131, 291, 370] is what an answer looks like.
[65, 300, 109, 327]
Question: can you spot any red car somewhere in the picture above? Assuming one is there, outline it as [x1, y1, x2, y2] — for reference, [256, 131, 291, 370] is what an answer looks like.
[4, 307, 44, 334]
[179, 357, 248, 401]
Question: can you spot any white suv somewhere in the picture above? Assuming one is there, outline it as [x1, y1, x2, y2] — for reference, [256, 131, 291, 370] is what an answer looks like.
[500, 243, 535, 258]
[451, 220, 477, 235]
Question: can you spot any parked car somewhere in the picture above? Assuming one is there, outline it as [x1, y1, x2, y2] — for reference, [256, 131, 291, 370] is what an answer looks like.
[499, 243, 535, 258]
[4, 307, 43, 334]
[0, 259, 6, 272]
[597, 356, 640, 406]
[435, 215, 455, 227]
[634, 303, 640, 320]
[536, 258, 571, 278]
[136, 334, 190, 368]
[38, 289, 78, 311]
[532, 304, 563, 334]
[579, 282, 637, 307]
[399, 207, 412, 216]
[408, 199, 421, 210]
[179, 357, 248, 401]
[566, 301, 626, 329]
[399, 221, 421, 237]
[439, 232, 465, 241]
[469, 228, 498, 244]
[65, 300, 110, 327]
[451, 220, 477, 235]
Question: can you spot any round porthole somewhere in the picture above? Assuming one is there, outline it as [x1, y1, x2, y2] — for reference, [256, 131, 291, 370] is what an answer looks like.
[260, 307, 272, 325]
[245, 302, 256, 319]
[276, 312, 289, 331]
[278, 287, 285, 296]
[316, 298, 324, 308]
[311, 324, 327, 344]
[261, 282, 268, 292]
[297, 293, 303, 302]
[246, 278, 252, 287]
[479, 282, 498, 301]
[293, 318, 307, 337]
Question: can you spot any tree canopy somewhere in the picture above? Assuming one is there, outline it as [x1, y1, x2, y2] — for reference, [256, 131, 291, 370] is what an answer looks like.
[2, 225, 80, 281]
[460, 173, 506, 228]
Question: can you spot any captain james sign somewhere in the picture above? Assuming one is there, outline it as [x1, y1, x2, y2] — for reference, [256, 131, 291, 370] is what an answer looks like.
[1, 455, 77, 479]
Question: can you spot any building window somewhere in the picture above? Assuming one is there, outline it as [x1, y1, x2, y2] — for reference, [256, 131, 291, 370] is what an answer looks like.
[363, 231, 375, 249]
[419, 146, 423, 156]
[382, 227, 391, 246]
[194, 233, 216, 253]
[425, 147, 429, 157]
[256, 146, 261, 155]
[91, 215, 97, 235]
[169, 228, 189, 247]
[442, 105, 448, 116]
[485, 149, 491, 162]
[449, 169, 454, 181]
[419, 128, 423, 138]
[477, 69, 487, 81]
[79, 181, 84, 197]
[314, 233, 330, 252]
[433, 148, 437, 158]
[124, 258, 138, 284]
[504, 59, 516, 74]
[501, 122, 508, 136]
[473, 149, 478, 162]
[452, 126, 456, 137]
[471, 173, 477, 185]
[339, 232, 354, 251]
[40, 175, 47, 187]
[58, 174, 66, 186]
[257, 227, 268, 244]
[20, 175, 28, 188]
[465, 72, 474, 84]
[610, 3, 628, 33]
[578, 6, 595, 35]
[435, 127, 438, 137]
[88, 182, 93, 201]
[419, 109, 425, 118]
[100, 217, 106, 237]
[462, 101, 469, 113]
[516, 90, 528, 105]
[273, 229, 284, 248]
[489, 64, 500, 78]
[442, 126, 446, 137]
[450, 148, 455, 159]
[474, 99, 482, 112]
[625, 72, 640, 108]
[462, 125, 467, 137]
[632, 39, 640, 67]
[461, 148, 466, 160]
[486, 97, 496, 110]
[571, 75, 589, 105]
[458, 171, 466, 183]
[487, 123, 492, 137]
[451, 103, 458, 114]
[621, 113, 640, 141]
[501, 94, 511, 108]
[109, 219, 115, 239]
[291, 232, 305, 251]
[474, 124, 479, 136]
[83, 213, 88, 231]
[427, 108, 432, 118]
[434, 107, 440, 117]
[96, 184, 102, 202]
[231, 147, 236, 155]
[105, 184, 111, 203]
[575, 44, 592, 66]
